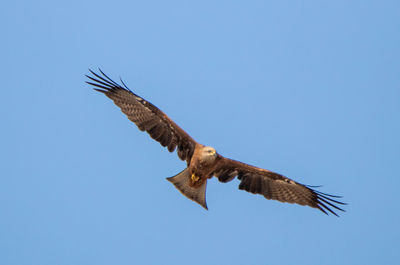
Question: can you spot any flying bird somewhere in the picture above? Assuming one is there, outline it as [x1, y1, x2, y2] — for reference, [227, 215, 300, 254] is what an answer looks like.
[86, 69, 345, 216]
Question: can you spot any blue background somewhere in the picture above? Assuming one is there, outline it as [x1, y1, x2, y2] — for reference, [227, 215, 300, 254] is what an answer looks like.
[2, 1, 399, 264]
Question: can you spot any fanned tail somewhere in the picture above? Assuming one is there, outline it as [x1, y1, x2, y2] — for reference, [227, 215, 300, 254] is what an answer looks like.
[166, 168, 208, 210]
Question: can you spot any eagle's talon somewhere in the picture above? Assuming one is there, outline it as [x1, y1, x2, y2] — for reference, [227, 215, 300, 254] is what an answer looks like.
[191, 173, 200, 182]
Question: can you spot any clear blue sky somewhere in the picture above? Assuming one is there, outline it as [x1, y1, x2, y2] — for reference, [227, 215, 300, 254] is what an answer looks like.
[2, 1, 399, 264]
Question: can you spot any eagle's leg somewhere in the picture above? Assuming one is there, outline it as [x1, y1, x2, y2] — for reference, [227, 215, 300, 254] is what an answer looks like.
[191, 173, 200, 182]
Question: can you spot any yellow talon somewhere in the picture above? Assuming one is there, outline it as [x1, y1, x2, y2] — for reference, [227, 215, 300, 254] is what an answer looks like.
[191, 173, 200, 182]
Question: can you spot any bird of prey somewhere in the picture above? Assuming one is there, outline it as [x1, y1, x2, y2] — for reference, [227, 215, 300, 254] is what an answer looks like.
[86, 69, 345, 216]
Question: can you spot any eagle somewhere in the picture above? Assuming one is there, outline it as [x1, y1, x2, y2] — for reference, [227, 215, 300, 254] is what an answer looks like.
[86, 69, 345, 216]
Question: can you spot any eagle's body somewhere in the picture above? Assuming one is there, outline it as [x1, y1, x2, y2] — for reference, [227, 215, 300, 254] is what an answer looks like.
[87, 69, 345, 215]
[189, 145, 218, 181]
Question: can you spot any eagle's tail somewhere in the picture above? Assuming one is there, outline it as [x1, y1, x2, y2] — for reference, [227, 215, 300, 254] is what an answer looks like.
[166, 168, 208, 210]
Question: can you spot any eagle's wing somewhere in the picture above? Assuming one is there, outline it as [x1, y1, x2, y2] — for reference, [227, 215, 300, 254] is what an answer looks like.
[212, 156, 346, 216]
[86, 69, 197, 164]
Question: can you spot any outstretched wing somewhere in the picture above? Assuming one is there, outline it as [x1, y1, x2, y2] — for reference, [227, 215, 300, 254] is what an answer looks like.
[86, 69, 197, 164]
[212, 156, 346, 216]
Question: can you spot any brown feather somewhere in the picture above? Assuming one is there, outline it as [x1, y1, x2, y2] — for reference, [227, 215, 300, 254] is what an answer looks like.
[212, 156, 346, 216]
[86, 69, 197, 164]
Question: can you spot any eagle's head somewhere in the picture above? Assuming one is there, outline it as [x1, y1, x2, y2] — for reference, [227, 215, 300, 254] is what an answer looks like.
[201, 146, 218, 164]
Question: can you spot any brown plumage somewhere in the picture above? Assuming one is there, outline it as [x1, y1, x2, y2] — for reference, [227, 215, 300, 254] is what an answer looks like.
[87, 69, 346, 216]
